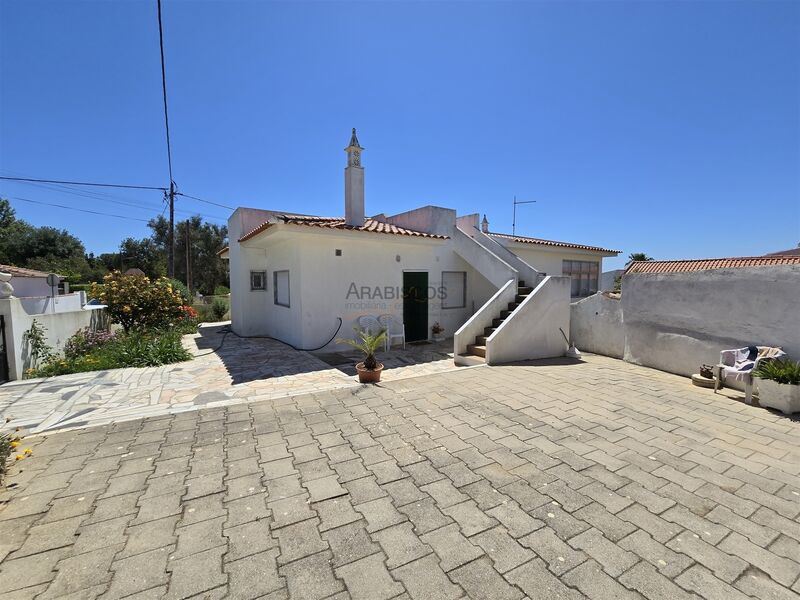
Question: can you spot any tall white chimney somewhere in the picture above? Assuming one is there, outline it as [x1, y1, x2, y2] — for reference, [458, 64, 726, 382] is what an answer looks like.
[344, 128, 365, 227]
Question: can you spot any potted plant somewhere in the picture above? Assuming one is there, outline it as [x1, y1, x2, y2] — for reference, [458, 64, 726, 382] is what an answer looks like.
[754, 359, 800, 414]
[338, 327, 387, 383]
[431, 322, 445, 343]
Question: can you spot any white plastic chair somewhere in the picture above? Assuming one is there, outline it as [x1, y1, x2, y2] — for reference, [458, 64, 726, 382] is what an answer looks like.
[713, 346, 786, 404]
[378, 314, 405, 351]
[357, 315, 382, 336]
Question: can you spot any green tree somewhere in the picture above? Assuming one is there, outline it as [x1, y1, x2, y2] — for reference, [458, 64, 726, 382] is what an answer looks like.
[628, 252, 654, 263]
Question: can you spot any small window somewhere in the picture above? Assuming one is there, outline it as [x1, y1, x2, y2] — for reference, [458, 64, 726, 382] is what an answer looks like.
[274, 270, 290, 307]
[250, 271, 266, 291]
[562, 260, 599, 297]
[335, 249, 342, 256]
[442, 271, 466, 309]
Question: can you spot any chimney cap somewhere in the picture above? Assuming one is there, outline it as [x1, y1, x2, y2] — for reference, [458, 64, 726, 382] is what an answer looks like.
[347, 128, 363, 149]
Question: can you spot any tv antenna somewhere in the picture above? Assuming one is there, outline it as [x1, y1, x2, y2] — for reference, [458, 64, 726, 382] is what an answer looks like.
[512, 196, 537, 235]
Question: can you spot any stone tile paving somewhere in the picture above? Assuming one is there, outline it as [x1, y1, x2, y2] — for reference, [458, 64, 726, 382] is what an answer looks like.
[1, 354, 799, 599]
[0, 324, 458, 435]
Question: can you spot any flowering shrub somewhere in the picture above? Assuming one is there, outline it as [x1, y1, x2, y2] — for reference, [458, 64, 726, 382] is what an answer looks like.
[174, 305, 199, 334]
[90, 271, 184, 332]
[64, 327, 118, 359]
[1, 418, 30, 484]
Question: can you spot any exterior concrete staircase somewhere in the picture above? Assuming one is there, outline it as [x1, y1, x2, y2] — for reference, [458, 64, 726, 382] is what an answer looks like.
[461, 280, 534, 363]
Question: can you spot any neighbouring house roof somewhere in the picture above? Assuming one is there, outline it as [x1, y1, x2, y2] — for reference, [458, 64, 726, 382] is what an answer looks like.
[625, 255, 800, 274]
[765, 247, 800, 257]
[217, 246, 229, 257]
[239, 215, 449, 242]
[0, 264, 62, 279]
[488, 232, 620, 254]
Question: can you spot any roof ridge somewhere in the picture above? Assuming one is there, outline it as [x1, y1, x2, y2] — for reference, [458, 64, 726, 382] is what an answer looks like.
[487, 231, 620, 254]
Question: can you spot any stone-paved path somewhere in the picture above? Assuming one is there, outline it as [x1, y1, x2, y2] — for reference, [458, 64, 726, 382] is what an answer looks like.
[0, 324, 458, 435]
[1, 355, 799, 599]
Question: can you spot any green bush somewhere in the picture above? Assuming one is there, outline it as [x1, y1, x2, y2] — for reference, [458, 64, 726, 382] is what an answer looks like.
[169, 278, 192, 305]
[211, 298, 228, 321]
[214, 285, 230, 296]
[32, 330, 191, 377]
[754, 359, 800, 385]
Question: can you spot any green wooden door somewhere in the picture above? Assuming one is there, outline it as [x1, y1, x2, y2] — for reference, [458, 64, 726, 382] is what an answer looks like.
[403, 272, 428, 342]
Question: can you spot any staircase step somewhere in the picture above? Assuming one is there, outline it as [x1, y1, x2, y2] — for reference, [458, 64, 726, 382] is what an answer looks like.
[456, 353, 486, 366]
[518, 286, 533, 295]
[476, 335, 488, 345]
[507, 302, 519, 311]
[500, 309, 512, 319]
[483, 326, 497, 336]
[518, 280, 525, 288]
[515, 294, 529, 303]
[492, 317, 506, 328]
[467, 344, 487, 358]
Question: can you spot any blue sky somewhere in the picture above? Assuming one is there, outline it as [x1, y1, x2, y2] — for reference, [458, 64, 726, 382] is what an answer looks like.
[1, 0, 798, 270]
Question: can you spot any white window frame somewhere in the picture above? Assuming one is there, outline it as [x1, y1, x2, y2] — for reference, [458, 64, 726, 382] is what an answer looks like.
[250, 270, 266, 291]
[273, 270, 290, 307]
[441, 271, 466, 309]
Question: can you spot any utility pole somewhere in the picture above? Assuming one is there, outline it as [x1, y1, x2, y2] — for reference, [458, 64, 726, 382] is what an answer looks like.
[167, 182, 175, 277]
[185, 221, 192, 296]
[512, 195, 537, 236]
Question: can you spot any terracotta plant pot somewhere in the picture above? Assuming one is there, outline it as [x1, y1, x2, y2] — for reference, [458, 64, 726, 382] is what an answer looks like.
[356, 362, 383, 383]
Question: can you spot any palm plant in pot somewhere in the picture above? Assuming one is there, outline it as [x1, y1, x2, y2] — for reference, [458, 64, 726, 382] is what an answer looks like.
[338, 327, 387, 383]
[754, 359, 800, 415]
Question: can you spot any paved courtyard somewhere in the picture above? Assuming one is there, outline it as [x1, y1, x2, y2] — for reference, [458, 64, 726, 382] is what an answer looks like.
[0, 324, 458, 434]
[1, 354, 799, 600]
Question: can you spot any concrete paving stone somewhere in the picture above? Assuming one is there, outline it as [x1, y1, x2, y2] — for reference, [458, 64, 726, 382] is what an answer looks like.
[420, 523, 484, 572]
[752, 507, 800, 543]
[258, 443, 292, 464]
[226, 456, 261, 480]
[504, 557, 586, 600]
[461, 479, 508, 510]
[305, 474, 347, 502]
[403, 460, 447, 486]
[372, 521, 432, 569]
[290, 443, 325, 465]
[165, 545, 227, 599]
[500, 480, 551, 512]
[332, 458, 371, 483]
[618, 529, 693, 578]
[38, 543, 122, 599]
[397, 496, 453, 535]
[472, 525, 535, 573]
[487, 500, 545, 538]
[579, 481, 634, 515]
[666, 529, 748, 583]
[104, 546, 171, 599]
[268, 493, 316, 529]
[179, 492, 227, 527]
[519, 527, 587, 576]
[437, 461, 483, 488]
[72, 514, 133, 555]
[581, 464, 630, 491]
[735, 568, 800, 600]
[368, 459, 408, 485]
[769, 534, 800, 563]
[354, 496, 406, 533]
[0, 547, 70, 593]
[539, 480, 592, 512]
[561, 559, 643, 600]
[324, 444, 360, 464]
[322, 520, 381, 568]
[262, 457, 298, 480]
[448, 556, 523, 600]
[342, 475, 387, 504]
[225, 516, 278, 561]
[10, 514, 85, 558]
[705, 505, 780, 547]
[619, 560, 699, 600]
[138, 472, 187, 501]
[314, 496, 361, 531]
[475, 463, 520, 489]
[334, 551, 404, 600]
[278, 550, 344, 600]
[441, 499, 497, 536]
[173, 516, 226, 558]
[573, 502, 636, 542]
[452, 446, 494, 470]
[617, 504, 680, 544]
[616, 482, 675, 514]
[0, 489, 59, 520]
[661, 505, 730, 544]
[692, 482, 757, 517]
[264, 473, 303, 500]
[275, 517, 328, 564]
[530, 504, 591, 541]
[225, 549, 284, 599]
[383, 478, 427, 507]
[568, 528, 639, 577]
[20, 469, 80, 496]
[736, 483, 799, 519]
[38, 491, 100, 524]
[183, 472, 224, 500]
[119, 516, 179, 558]
[718, 531, 800, 587]
[390, 553, 464, 600]
[675, 565, 752, 600]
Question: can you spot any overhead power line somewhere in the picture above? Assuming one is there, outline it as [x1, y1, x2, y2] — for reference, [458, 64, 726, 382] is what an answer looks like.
[0, 175, 166, 191]
[156, 0, 177, 277]
[176, 192, 234, 211]
[11, 196, 152, 223]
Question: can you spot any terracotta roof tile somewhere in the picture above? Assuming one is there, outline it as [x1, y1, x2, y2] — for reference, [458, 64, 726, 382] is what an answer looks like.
[488, 232, 620, 254]
[625, 255, 800, 274]
[0, 264, 62, 278]
[239, 215, 448, 242]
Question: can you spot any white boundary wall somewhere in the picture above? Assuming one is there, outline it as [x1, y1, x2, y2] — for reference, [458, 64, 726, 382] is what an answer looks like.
[571, 265, 800, 378]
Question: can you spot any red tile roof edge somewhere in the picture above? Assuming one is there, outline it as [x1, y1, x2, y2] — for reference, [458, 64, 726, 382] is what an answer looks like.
[625, 255, 800, 274]
[238, 215, 448, 242]
[488, 232, 620, 254]
[0, 264, 63, 278]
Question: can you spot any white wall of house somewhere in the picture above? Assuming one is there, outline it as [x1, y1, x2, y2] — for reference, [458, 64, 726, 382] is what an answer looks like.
[570, 293, 624, 358]
[228, 222, 497, 350]
[10, 276, 54, 298]
[502, 245, 608, 279]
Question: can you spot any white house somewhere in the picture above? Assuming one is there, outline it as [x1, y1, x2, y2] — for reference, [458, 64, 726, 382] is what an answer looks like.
[0, 264, 67, 297]
[224, 130, 619, 364]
